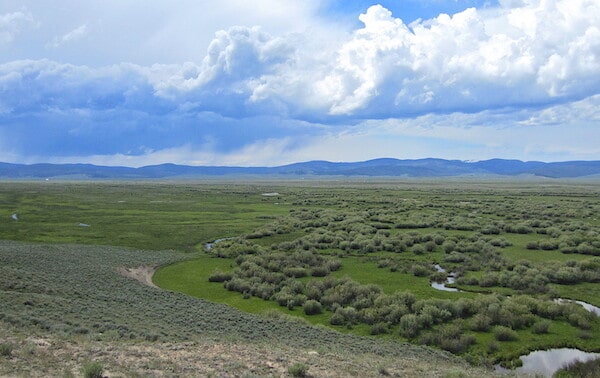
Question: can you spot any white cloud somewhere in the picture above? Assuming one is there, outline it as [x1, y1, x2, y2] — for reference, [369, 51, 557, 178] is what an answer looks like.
[0, 0, 599, 165]
[46, 24, 88, 49]
[327, 1, 598, 115]
[0, 0, 329, 66]
[0, 60, 158, 114]
[0, 9, 33, 45]
[237, 0, 600, 117]
[154, 25, 293, 96]
[517, 94, 600, 126]
[7, 0, 598, 120]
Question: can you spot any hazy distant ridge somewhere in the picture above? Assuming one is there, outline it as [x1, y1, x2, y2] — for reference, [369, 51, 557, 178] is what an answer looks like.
[1, 159, 599, 179]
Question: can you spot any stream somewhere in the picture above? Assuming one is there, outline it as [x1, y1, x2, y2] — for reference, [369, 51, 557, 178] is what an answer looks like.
[430, 266, 600, 317]
[431, 264, 460, 292]
[554, 298, 600, 317]
[204, 237, 235, 251]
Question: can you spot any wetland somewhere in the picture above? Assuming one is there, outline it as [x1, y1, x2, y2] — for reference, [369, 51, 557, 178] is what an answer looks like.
[1, 179, 599, 375]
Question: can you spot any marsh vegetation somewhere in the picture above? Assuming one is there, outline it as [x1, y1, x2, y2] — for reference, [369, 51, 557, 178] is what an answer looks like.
[154, 180, 600, 367]
[1, 180, 599, 375]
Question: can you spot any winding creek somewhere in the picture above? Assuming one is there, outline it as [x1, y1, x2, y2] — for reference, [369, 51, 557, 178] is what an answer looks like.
[431, 265, 600, 316]
[431, 264, 460, 292]
[431, 265, 600, 376]
[203, 248, 600, 375]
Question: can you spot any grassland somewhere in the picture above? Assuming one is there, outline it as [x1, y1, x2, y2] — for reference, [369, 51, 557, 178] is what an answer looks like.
[0, 181, 495, 377]
[1, 179, 599, 375]
[1, 240, 487, 377]
[0, 181, 290, 251]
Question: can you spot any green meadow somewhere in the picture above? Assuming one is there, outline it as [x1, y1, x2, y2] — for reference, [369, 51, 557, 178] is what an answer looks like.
[0, 181, 290, 251]
[1, 179, 599, 374]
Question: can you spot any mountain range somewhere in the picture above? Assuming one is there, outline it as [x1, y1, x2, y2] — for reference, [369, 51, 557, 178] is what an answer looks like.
[1, 158, 599, 179]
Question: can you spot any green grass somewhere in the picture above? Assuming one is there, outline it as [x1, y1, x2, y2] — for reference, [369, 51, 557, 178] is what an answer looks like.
[153, 252, 478, 333]
[152, 181, 600, 364]
[153, 255, 364, 330]
[330, 256, 477, 300]
[154, 256, 276, 315]
[0, 182, 291, 251]
[469, 319, 600, 364]
[500, 234, 590, 264]
[1, 180, 599, 370]
[552, 283, 600, 308]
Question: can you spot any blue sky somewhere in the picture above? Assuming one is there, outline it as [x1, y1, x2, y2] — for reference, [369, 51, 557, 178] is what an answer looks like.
[0, 0, 598, 166]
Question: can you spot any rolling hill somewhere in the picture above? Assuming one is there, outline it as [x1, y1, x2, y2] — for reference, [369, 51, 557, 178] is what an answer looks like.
[1, 158, 599, 179]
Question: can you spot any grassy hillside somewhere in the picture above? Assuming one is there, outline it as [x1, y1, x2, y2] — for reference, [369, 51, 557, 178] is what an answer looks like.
[0, 240, 486, 377]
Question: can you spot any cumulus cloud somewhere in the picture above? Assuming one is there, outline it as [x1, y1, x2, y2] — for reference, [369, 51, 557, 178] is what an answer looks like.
[153, 26, 293, 98]
[6, 1, 598, 120]
[203, 27, 292, 83]
[0, 55, 322, 160]
[128, 0, 600, 120]
[304, 0, 600, 116]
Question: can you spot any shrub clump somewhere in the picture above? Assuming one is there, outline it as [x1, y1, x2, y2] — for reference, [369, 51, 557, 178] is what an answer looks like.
[0, 343, 14, 357]
[419, 324, 476, 354]
[532, 320, 551, 334]
[399, 314, 420, 338]
[82, 361, 104, 378]
[554, 357, 600, 378]
[288, 362, 309, 377]
[370, 322, 389, 335]
[302, 299, 323, 315]
[208, 269, 233, 282]
[493, 326, 518, 341]
[470, 314, 492, 332]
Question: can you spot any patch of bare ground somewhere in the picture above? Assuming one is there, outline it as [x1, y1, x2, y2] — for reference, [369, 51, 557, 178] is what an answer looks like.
[117, 266, 158, 288]
[0, 330, 495, 377]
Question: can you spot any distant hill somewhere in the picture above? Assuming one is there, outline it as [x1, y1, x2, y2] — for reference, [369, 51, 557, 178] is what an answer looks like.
[1, 158, 599, 179]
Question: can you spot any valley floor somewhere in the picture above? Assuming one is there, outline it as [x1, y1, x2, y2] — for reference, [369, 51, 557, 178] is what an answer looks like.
[0, 240, 493, 377]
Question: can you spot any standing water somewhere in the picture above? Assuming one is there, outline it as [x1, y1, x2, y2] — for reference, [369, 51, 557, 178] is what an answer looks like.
[205, 238, 235, 251]
[497, 349, 600, 377]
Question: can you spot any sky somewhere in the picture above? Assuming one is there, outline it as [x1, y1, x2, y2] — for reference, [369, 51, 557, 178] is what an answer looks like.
[0, 0, 599, 167]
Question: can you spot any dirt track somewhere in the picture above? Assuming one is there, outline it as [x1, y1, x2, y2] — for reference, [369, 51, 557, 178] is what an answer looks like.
[117, 266, 158, 288]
